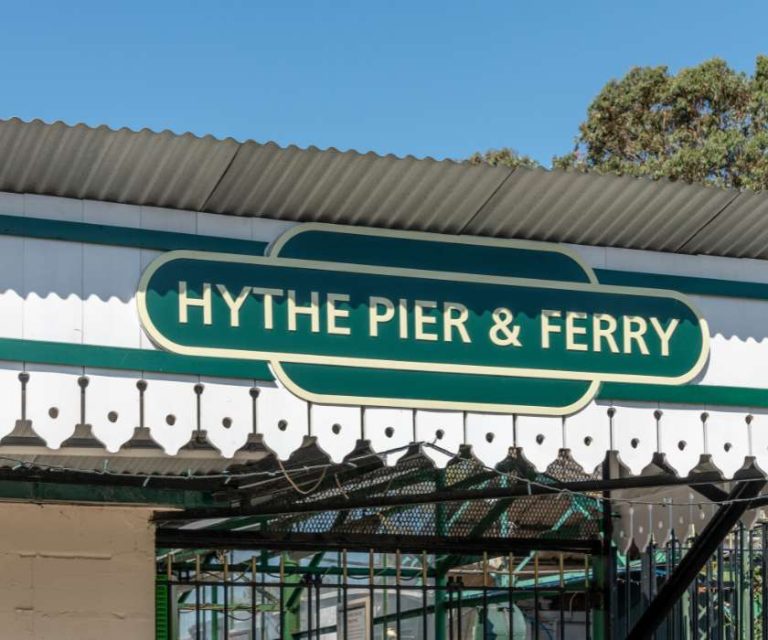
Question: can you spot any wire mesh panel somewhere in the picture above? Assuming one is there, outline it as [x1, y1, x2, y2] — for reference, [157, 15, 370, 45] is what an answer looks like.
[199, 446, 603, 547]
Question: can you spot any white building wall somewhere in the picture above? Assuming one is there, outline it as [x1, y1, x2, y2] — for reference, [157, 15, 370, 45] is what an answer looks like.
[0, 191, 765, 477]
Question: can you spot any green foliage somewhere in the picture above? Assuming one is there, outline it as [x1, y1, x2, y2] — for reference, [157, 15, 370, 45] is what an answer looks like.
[466, 148, 541, 170]
[553, 56, 768, 190]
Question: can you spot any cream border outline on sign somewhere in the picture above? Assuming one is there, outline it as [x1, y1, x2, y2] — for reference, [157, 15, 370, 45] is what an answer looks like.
[136, 226, 711, 414]
[268, 222, 600, 284]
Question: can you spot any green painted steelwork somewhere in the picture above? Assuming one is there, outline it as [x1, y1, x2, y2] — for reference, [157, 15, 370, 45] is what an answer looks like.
[285, 552, 325, 610]
[156, 576, 170, 640]
[281, 555, 301, 640]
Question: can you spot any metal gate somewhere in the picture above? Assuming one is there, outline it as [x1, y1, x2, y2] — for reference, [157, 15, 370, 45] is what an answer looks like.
[153, 443, 768, 639]
[158, 548, 596, 640]
[616, 523, 768, 639]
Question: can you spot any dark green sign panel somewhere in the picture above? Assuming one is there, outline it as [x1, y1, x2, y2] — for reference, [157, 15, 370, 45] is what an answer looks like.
[137, 225, 709, 414]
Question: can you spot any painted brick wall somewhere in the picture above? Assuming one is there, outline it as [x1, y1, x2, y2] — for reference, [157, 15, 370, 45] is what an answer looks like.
[0, 503, 156, 639]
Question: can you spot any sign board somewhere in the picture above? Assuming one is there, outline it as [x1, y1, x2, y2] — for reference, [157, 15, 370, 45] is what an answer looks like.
[138, 224, 709, 415]
[339, 598, 370, 640]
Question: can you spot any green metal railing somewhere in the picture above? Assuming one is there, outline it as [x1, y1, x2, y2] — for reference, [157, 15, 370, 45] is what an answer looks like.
[158, 549, 596, 640]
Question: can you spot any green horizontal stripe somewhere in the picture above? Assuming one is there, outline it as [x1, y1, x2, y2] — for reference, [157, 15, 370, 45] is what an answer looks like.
[595, 268, 768, 301]
[599, 382, 768, 409]
[5, 331, 758, 410]
[0, 211, 764, 301]
[0, 213, 269, 255]
[0, 337, 272, 380]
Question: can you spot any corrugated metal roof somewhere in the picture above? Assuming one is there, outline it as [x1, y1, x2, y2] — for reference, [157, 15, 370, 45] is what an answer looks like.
[0, 117, 765, 258]
[0, 119, 239, 211]
[203, 140, 512, 232]
[680, 190, 768, 258]
[465, 168, 739, 251]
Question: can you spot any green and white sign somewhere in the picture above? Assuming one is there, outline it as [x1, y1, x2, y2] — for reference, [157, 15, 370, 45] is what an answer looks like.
[137, 225, 709, 415]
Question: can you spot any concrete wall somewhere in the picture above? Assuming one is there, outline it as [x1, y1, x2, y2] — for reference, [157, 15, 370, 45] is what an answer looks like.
[0, 503, 156, 639]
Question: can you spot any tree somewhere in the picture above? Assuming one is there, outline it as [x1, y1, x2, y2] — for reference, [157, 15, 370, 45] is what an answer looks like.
[470, 57, 768, 190]
[466, 148, 541, 170]
[553, 57, 768, 190]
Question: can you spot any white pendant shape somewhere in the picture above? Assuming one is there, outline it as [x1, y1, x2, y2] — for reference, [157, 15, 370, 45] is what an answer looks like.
[200, 378, 254, 458]
[415, 410, 463, 468]
[256, 382, 308, 461]
[311, 404, 360, 464]
[364, 408, 413, 465]
[25, 364, 81, 449]
[143, 374, 197, 456]
[515, 415, 562, 472]
[564, 402, 611, 474]
[85, 369, 140, 453]
[467, 413, 514, 468]
[610, 403, 657, 476]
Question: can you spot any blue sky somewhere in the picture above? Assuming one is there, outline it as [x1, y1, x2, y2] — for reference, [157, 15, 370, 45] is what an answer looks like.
[2, 1, 767, 165]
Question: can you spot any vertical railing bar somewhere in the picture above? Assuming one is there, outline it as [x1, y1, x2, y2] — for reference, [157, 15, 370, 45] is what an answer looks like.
[343, 549, 349, 640]
[369, 550, 375, 640]
[447, 576, 454, 640]
[750, 528, 756, 640]
[484, 551, 490, 640]
[396, 550, 402, 640]
[664, 531, 675, 638]
[585, 554, 592, 640]
[560, 553, 566, 640]
[667, 536, 674, 640]
[167, 553, 174, 640]
[223, 554, 230, 640]
[762, 524, 768, 640]
[691, 538, 699, 640]
[382, 554, 388, 640]
[508, 553, 515, 640]
[202, 583, 208, 640]
[625, 549, 631, 639]
[260, 554, 266, 640]
[279, 554, 285, 640]
[534, 552, 540, 640]
[422, 551, 429, 640]
[706, 549, 712, 640]
[679, 536, 685, 640]
[730, 531, 737, 640]
[649, 541, 657, 640]
[733, 522, 744, 640]
[457, 576, 464, 640]
[250, 556, 257, 640]
[195, 554, 202, 640]
[315, 575, 321, 640]
[306, 573, 313, 640]
[717, 543, 724, 640]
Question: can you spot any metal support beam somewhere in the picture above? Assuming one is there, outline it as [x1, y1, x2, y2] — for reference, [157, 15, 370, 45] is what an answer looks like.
[626, 476, 767, 640]
[155, 529, 601, 555]
[154, 469, 760, 522]
[598, 453, 618, 640]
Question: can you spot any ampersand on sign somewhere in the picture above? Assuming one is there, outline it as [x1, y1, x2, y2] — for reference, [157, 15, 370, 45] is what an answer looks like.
[489, 307, 522, 347]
